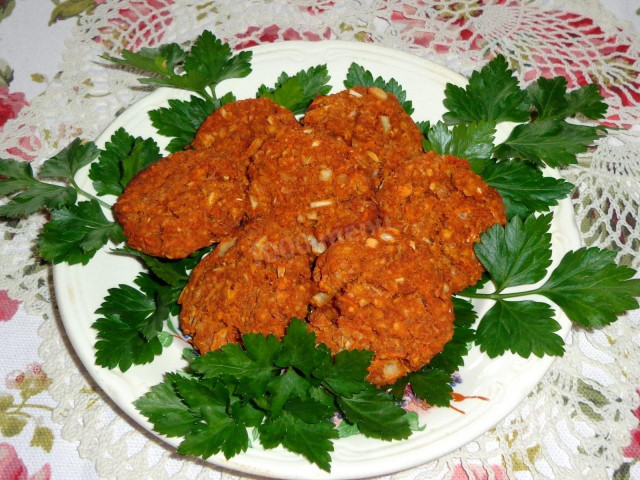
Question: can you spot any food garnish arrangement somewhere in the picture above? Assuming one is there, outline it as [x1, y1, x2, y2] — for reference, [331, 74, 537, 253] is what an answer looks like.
[1, 31, 639, 472]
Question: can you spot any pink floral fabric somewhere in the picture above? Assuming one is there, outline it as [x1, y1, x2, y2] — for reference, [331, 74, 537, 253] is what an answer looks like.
[94, 0, 174, 49]
[0, 86, 27, 129]
[451, 463, 507, 480]
[0, 443, 51, 480]
[0, 290, 20, 322]
[623, 389, 640, 460]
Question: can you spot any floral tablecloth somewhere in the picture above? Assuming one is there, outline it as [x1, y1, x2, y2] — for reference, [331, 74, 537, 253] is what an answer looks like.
[1, 1, 640, 479]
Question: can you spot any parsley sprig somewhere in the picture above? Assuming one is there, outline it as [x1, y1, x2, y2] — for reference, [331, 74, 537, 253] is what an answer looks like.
[1, 139, 100, 217]
[257, 65, 332, 115]
[148, 93, 235, 153]
[93, 246, 211, 370]
[136, 319, 412, 471]
[0, 139, 128, 265]
[103, 31, 252, 103]
[459, 215, 640, 358]
[423, 54, 608, 219]
[344, 62, 414, 114]
[89, 127, 161, 196]
[440, 54, 607, 168]
[104, 31, 254, 152]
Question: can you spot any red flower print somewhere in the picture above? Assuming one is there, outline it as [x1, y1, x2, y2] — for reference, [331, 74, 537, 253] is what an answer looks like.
[94, 0, 174, 51]
[623, 389, 640, 460]
[0, 86, 28, 129]
[0, 290, 20, 322]
[234, 24, 332, 50]
[451, 463, 507, 480]
[298, 1, 335, 15]
[4, 125, 41, 161]
[0, 443, 51, 480]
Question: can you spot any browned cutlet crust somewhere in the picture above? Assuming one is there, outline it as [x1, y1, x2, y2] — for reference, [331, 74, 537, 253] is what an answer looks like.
[192, 97, 301, 153]
[178, 220, 315, 353]
[309, 226, 454, 386]
[377, 151, 506, 293]
[247, 129, 379, 245]
[302, 86, 424, 180]
[113, 148, 248, 259]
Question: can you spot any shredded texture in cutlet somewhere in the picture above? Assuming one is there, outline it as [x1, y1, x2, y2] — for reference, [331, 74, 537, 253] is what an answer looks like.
[178, 220, 315, 353]
[247, 128, 379, 242]
[378, 151, 507, 293]
[113, 148, 248, 259]
[303, 86, 424, 181]
[310, 226, 454, 386]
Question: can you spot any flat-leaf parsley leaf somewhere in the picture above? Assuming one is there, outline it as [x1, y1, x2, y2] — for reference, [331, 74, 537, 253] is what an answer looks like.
[148, 93, 236, 153]
[137, 319, 412, 472]
[89, 128, 160, 196]
[344, 62, 414, 115]
[257, 65, 331, 115]
[0, 158, 77, 217]
[37, 200, 125, 265]
[442, 55, 530, 125]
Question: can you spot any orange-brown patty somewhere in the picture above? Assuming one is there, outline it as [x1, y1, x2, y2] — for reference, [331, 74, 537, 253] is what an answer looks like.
[377, 152, 506, 292]
[192, 97, 300, 153]
[113, 148, 248, 259]
[309, 226, 454, 386]
[247, 129, 379, 244]
[178, 220, 315, 354]
[302, 86, 424, 179]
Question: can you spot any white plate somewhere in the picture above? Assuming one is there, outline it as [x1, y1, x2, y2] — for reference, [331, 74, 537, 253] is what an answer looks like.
[53, 41, 582, 479]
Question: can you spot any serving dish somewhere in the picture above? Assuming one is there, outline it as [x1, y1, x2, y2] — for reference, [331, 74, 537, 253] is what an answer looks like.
[53, 40, 582, 479]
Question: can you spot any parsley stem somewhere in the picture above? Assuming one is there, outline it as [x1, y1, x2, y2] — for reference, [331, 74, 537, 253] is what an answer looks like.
[71, 179, 112, 210]
[199, 87, 216, 103]
[459, 288, 544, 301]
[208, 85, 217, 102]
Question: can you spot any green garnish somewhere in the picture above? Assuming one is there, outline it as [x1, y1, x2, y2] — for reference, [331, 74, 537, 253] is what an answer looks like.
[89, 127, 161, 196]
[257, 65, 332, 114]
[344, 62, 414, 114]
[1, 139, 125, 264]
[103, 31, 252, 102]
[0, 158, 77, 217]
[0, 139, 99, 217]
[137, 319, 411, 472]
[528, 77, 607, 121]
[148, 93, 236, 153]
[443, 54, 530, 124]
[93, 247, 211, 370]
[473, 159, 574, 219]
[462, 215, 640, 357]
[425, 55, 606, 216]
[423, 121, 496, 162]
[493, 120, 604, 167]
[440, 55, 607, 168]
[38, 200, 125, 265]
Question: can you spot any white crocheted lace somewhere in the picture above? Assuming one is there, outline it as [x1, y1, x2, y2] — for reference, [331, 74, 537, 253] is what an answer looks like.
[1, 1, 640, 479]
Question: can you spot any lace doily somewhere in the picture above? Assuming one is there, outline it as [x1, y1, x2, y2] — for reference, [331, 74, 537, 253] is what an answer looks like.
[1, 1, 640, 479]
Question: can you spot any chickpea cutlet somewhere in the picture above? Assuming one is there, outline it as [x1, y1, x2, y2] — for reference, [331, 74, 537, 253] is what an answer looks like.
[115, 91, 506, 385]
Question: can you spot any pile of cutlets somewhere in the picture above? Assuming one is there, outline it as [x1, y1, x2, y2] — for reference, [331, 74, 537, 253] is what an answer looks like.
[114, 86, 506, 386]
